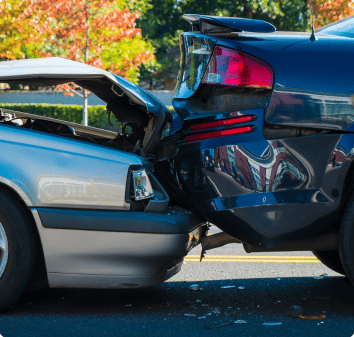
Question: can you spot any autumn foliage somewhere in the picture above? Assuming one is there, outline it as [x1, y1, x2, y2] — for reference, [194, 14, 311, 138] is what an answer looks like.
[313, 0, 354, 28]
[0, 0, 154, 83]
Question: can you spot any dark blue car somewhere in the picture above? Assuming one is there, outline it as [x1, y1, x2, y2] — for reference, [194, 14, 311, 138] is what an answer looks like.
[157, 14, 354, 284]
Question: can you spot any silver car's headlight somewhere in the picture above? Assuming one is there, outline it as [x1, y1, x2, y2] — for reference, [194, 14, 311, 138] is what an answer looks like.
[132, 169, 155, 201]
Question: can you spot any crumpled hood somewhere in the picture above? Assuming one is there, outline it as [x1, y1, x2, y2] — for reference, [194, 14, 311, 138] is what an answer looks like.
[0, 57, 170, 118]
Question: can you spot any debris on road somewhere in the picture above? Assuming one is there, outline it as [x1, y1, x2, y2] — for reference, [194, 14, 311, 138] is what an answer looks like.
[221, 285, 235, 289]
[287, 305, 303, 318]
[189, 284, 201, 291]
[262, 322, 282, 326]
[314, 273, 328, 280]
[184, 313, 196, 317]
[234, 320, 247, 324]
[238, 286, 245, 289]
[299, 314, 326, 320]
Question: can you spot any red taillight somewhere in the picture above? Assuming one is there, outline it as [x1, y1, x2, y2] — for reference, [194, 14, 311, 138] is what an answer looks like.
[189, 115, 254, 131]
[185, 126, 253, 142]
[201, 46, 274, 89]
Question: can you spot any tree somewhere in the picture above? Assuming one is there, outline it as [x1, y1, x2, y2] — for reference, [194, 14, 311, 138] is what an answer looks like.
[0, 0, 154, 82]
[0, 0, 46, 60]
[313, 0, 354, 28]
[36, 0, 156, 125]
[36, 0, 154, 82]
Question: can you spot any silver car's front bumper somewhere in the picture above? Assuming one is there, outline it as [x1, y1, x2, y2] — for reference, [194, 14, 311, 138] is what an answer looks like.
[32, 209, 203, 288]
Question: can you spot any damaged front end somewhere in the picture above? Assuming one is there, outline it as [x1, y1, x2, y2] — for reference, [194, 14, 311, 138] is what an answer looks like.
[0, 57, 210, 287]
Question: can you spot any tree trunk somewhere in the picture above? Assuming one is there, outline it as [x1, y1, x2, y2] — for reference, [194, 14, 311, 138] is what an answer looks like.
[244, 6, 252, 19]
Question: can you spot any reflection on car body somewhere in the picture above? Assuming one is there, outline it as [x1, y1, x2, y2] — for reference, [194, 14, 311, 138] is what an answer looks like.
[209, 141, 306, 193]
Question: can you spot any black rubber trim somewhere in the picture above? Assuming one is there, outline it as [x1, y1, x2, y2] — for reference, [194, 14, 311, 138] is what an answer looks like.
[37, 208, 202, 234]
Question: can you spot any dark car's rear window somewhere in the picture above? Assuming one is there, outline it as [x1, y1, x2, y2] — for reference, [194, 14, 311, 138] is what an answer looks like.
[317, 15, 354, 38]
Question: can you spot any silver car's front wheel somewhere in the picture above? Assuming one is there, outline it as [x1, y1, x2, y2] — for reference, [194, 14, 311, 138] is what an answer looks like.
[0, 223, 8, 278]
[0, 189, 38, 311]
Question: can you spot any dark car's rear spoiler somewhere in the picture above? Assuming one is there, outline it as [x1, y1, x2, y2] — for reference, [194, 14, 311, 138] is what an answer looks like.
[183, 14, 276, 34]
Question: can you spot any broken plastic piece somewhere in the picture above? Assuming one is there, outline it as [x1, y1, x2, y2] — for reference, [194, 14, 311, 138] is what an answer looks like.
[314, 273, 328, 280]
[221, 285, 235, 289]
[189, 284, 200, 291]
[262, 322, 282, 326]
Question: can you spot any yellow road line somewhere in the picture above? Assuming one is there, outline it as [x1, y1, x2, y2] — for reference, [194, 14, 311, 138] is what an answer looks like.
[184, 255, 320, 263]
[185, 259, 320, 263]
[187, 255, 318, 259]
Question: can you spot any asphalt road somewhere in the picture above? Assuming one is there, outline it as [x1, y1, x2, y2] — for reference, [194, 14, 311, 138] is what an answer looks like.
[1, 227, 354, 337]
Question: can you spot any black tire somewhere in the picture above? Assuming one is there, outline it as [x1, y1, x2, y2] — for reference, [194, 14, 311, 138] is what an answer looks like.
[0, 189, 37, 311]
[312, 250, 345, 275]
[338, 193, 354, 286]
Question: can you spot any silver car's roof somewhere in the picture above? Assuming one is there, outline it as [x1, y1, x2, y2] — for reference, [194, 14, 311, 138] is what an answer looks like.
[0, 57, 167, 114]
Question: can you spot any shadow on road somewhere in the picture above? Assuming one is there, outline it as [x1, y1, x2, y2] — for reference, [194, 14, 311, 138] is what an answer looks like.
[11, 276, 354, 317]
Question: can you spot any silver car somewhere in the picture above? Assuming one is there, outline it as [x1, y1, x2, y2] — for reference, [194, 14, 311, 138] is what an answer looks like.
[0, 57, 205, 310]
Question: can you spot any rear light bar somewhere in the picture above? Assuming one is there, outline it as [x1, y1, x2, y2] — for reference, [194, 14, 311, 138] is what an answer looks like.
[185, 126, 253, 142]
[189, 115, 254, 131]
[202, 46, 274, 89]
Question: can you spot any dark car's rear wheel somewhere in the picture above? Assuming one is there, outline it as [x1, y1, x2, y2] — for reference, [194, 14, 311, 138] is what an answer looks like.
[0, 189, 37, 311]
[338, 194, 354, 286]
[312, 250, 345, 275]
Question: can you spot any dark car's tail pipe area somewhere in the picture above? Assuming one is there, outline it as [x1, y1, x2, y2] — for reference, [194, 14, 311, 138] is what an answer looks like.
[200, 232, 243, 260]
[200, 231, 338, 260]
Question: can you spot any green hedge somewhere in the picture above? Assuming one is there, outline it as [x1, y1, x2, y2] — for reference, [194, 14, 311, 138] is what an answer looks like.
[0, 104, 175, 133]
[0, 103, 122, 131]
